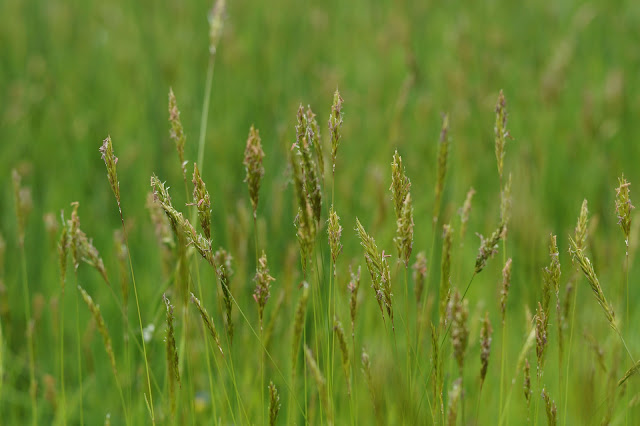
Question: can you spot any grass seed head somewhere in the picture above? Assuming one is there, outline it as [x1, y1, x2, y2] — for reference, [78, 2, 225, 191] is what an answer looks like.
[574, 199, 589, 250]
[348, 266, 361, 336]
[458, 187, 476, 243]
[412, 251, 427, 304]
[394, 192, 414, 267]
[494, 90, 510, 180]
[523, 358, 532, 407]
[450, 289, 469, 372]
[480, 312, 493, 385]
[535, 302, 548, 378]
[475, 224, 504, 273]
[214, 248, 234, 343]
[243, 125, 265, 219]
[268, 381, 280, 426]
[192, 163, 212, 242]
[168, 88, 187, 180]
[327, 206, 343, 269]
[190, 293, 224, 355]
[390, 149, 411, 220]
[163, 294, 180, 416]
[304, 345, 332, 425]
[328, 89, 344, 174]
[208, 0, 226, 54]
[78, 286, 118, 380]
[500, 173, 512, 235]
[500, 258, 513, 323]
[99, 136, 120, 206]
[439, 224, 453, 324]
[542, 387, 557, 426]
[291, 282, 310, 372]
[253, 250, 275, 325]
[615, 174, 634, 246]
[333, 316, 351, 394]
[446, 377, 462, 426]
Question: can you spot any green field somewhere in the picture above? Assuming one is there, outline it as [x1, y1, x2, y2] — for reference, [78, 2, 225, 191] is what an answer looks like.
[2, 0, 640, 424]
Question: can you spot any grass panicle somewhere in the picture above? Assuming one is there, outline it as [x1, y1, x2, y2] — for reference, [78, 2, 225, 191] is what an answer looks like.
[574, 199, 589, 250]
[333, 316, 351, 394]
[328, 206, 343, 274]
[499, 258, 512, 323]
[524, 358, 532, 409]
[163, 294, 181, 418]
[190, 292, 224, 355]
[208, 0, 226, 54]
[394, 193, 414, 267]
[294, 104, 323, 223]
[361, 348, 377, 417]
[214, 248, 234, 343]
[475, 224, 504, 274]
[305, 345, 333, 425]
[542, 387, 557, 426]
[355, 218, 393, 325]
[268, 381, 281, 426]
[291, 282, 310, 371]
[535, 302, 548, 378]
[439, 224, 453, 326]
[412, 252, 427, 305]
[348, 266, 361, 337]
[328, 89, 344, 174]
[390, 149, 411, 221]
[615, 174, 633, 246]
[192, 163, 213, 242]
[618, 359, 640, 386]
[67, 203, 109, 285]
[494, 90, 510, 181]
[458, 187, 476, 244]
[480, 312, 493, 386]
[243, 125, 265, 220]
[500, 173, 512, 233]
[168, 88, 188, 180]
[447, 377, 462, 426]
[434, 114, 450, 225]
[291, 150, 317, 277]
[99, 136, 121, 208]
[253, 250, 275, 327]
[449, 289, 469, 372]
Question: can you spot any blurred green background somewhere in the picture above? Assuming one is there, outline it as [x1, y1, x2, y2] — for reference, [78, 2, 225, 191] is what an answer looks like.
[2, 0, 640, 423]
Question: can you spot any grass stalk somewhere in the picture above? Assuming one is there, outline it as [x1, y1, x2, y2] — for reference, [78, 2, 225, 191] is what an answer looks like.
[20, 244, 37, 426]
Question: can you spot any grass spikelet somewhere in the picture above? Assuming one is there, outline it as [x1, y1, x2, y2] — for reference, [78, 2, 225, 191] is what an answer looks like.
[304, 345, 333, 425]
[458, 187, 476, 244]
[294, 104, 323, 223]
[439, 224, 453, 325]
[328, 89, 344, 174]
[333, 316, 351, 395]
[192, 163, 212, 242]
[214, 248, 234, 343]
[348, 266, 361, 336]
[355, 218, 393, 325]
[494, 90, 510, 181]
[11, 169, 33, 247]
[253, 250, 275, 327]
[268, 381, 280, 426]
[447, 377, 462, 426]
[306, 106, 324, 178]
[574, 199, 589, 250]
[67, 204, 109, 285]
[328, 206, 343, 275]
[499, 258, 512, 323]
[390, 149, 411, 220]
[450, 289, 469, 372]
[542, 387, 557, 426]
[568, 237, 617, 332]
[394, 193, 414, 267]
[618, 359, 640, 386]
[475, 224, 504, 274]
[78, 286, 118, 379]
[290, 151, 316, 277]
[168, 88, 187, 180]
[243, 125, 265, 220]
[208, 0, 226, 54]
[163, 294, 180, 418]
[535, 302, 548, 378]
[190, 293, 224, 355]
[615, 174, 634, 246]
[412, 252, 427, 304]
[544, 235, 562, 354]
[434, 114, 450, 224]
[99, 136, 121, 208]
[291, 282, 309, 372]
[480, 312, 493, 386]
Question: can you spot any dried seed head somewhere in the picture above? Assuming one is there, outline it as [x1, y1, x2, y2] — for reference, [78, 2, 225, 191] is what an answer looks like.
[268, 381, 280, 426]
[163, 294, 180, 416]
[291, 282, 310, 371]
[11, 169, 33, 247]
[328, 89, 344, 174]
[394, 192, 414, 267]
[190, 293, 224, 355]
[615, 174, 634, 247]
[499, 258, 513, 323]
[168, 88, 187, 180]
[523, 358, 532, 407]
[439, 224, 453, 324]
[450, 289, 469, 372]
[99, 136, 120, 206]
[475, 224, 504, 273]
[333, 316, 351, 394]
[535, 302, 548, 378]
[434, 114, 450, 224]
[243, 125, 265, 220]
[348, 266, 361, 336]
[412, 251, 427, 304]
[208, 0, 226, 54]
[568, 236, 617, 332]
[446, 377, 462, 426]
[574, 199, 589, 250]
[480, 312, 493, 384]
[458, 187, 476, 243]
[542, 387, 557, 426]
[78, 286, 118, 380]
[494, 90, 510, 181]
[390, 149, 411, 220]
[192, 163, 212, 242]
[214, 248, 234, 343]
[253, 250, 275, 325]
[327, 206, 343, 270]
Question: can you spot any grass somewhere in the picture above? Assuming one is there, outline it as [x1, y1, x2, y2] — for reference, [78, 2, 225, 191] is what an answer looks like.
[2, 0, 640, 424]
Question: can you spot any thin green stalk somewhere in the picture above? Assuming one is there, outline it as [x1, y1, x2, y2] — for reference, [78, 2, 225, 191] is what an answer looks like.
[498, 319, 506, 423]
[59, 289, 67, 426]
[403, 266, 412, 410]
[19, 245, 37, 426]
[625, 251, 630, 426]
[73, 273, 84, 426]
[197, 54, 215, 171]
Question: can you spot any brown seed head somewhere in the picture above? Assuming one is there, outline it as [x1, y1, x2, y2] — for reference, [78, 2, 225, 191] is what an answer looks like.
[574, 199, 589, 251]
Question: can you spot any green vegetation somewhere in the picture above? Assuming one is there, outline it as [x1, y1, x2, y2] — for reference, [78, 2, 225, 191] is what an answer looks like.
[2, 0, 640, 424]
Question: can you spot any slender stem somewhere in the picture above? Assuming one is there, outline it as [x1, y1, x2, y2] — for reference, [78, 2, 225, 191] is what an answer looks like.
[59, 288, 67, 426]
[562, 278, 578, 426]
[19, 244, 37, 426]
[197, 54, 216, 171]
[74, 272, 84, 426]
[498, 319, 506, 423]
